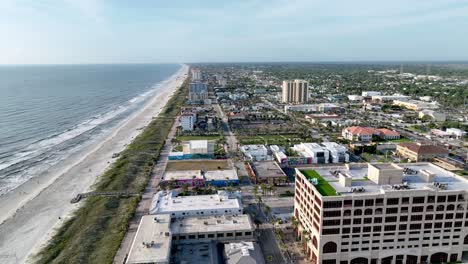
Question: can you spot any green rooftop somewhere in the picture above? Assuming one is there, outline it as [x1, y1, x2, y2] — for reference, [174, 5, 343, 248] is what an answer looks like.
[300, 170, 337, 196]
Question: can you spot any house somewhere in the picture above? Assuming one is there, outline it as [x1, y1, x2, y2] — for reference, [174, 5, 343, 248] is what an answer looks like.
[396, 142, 449, 162]
[342, 126, 376, 142]
[446, 128, 467, 139]
[204, 169, 239, 187]
[247, 161, 288, 185]
[342, 126, 400, 142]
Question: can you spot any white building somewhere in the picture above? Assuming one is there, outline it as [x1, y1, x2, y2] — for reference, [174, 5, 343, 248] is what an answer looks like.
[180, 113, 196, 131]
[150, 190, 243, 217]
[284, 104, 318, 113]
[126, 214, 172, 264]
[189, 82, 208, 102]
[348, 95, 363, 102]
[447, 128, 467, 138]
[362, 91, 381, 97]
[191, 68, 202, 81]
[182, 140, 214, 155]
[240, 145, 269, 161]
[292, 143, 329, 164]
[321, 142, 349, 163]
[419, 109, 446, 122]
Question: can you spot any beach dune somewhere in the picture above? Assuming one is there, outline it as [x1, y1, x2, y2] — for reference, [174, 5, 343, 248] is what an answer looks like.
[0, 65, 189, 264]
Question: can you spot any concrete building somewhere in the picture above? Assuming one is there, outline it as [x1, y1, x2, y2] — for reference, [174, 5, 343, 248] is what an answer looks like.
[247, 160, 288, 185]
[371, 94, 410, 103]
[150, 190, 242, 217]
[191, 68, 202, 81]
[282, 79, 309, 103]
[321, 142, 350, 163]
[285, 104, 318, 113]
[127, 214, 255, 264]
[189, 82, 208, 102]
[171, 214, 255, 243]
[348, 95, 363, 102]
[240, 145, 269, 161]
[294, 162, 468, 264]
[204, 169, 239, 187]
[183, 140, 215, 156]
[126, 214, 172, 264]
[397, 142, 449, 162]
[224, 241, 265, 264]
[180, 113, 197, 131]
[305, 114, 341, 125]
[419, 110, 446, 122]
[293, 143, 329, 164]
[160, 170, 205, 187]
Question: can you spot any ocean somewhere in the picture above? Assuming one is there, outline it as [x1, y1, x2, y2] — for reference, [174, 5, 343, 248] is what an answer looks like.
[0, 64, 181, 195]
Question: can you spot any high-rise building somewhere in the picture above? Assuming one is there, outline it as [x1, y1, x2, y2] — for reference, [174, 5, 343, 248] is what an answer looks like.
[191, 68, 202, 81]
[282, 79, 309, 103]
[188, 82, 208, 102]
[294, 162, 468, 264]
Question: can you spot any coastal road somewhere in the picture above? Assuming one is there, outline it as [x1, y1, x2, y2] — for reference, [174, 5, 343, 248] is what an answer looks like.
[113, 118, 179, 264]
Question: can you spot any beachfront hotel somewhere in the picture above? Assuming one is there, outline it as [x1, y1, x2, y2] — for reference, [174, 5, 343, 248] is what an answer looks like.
[294, 162, 468, 264]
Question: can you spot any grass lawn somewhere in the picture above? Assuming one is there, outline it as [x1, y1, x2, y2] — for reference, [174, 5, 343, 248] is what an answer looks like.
[166, 160, 229, 171]
[300, 170, 337, 196]
[238, 134, 306, 145]
[176, 135, 222, 141]
[388, 138, 412, 143]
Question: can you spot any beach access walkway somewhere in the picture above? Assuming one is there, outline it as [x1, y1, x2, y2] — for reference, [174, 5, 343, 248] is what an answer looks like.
[113, 116, 179, 264]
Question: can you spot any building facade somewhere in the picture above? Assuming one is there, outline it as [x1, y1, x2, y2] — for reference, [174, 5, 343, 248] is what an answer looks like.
[294, 163, 468, 264]
[282, 79, 309, 103]
[397, 142, 449, 162]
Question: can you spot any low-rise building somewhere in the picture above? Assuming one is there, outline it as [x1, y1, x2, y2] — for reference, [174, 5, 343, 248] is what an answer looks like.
[397, 142, 449, 161]
[126, 214, 172, 264]
[224, 242, 265, 264]
[248, 160, 288, 185]
[393, 99, 439, 111]
[342, 126, 400, 142]
[161, 170, 205, 187]
[150, 190, 242, 217]
[183, 140, 215, 156]
[305, 114, 340, 125]
[204, 169, 239, 187]
[240, 145, 269, 161]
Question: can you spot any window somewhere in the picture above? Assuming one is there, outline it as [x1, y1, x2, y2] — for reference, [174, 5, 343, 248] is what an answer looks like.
[435, 214, 444, 220]
[412, 196, 425, 203]
[364, 218, 372, 224]
[343, 219, 351, 225]
[342, 228, 350, 234]
[324, 211, 341, 218]
[324, 201, 342, 208]
[353, 227, 361, 233]
[363, 226, 371, 232]
[323, 242, 338, 253]
[425, 214, 434, 220]
[427, 205, 434, 211]
[354, 200, 363, 207]
[446, 213, 454, 219]
[374, 217, 382, 223]
[447, 204, 455, 211]
[411, 215, 423, 221]
[402, 197, 409, 204]
[208, 234, 215, 238]
[365, 199, 374, 206]
[324, 219, 341, 226]
[376, 198, 384, 205]
[399, 224, 407, 230]
[410, 224, 422, 230]
[217, 233, 224, 237]
[354, 209, 362, 216]
[384, 225, 396, 231]
[386, 208, 398, 214]
[245, 232, 252, 236]
[323, 260, 336, 264]
[323, 228, 340, 235]
[198, 234, 205, 239]
[424, 223, 433, 229]
[387, 198, 399, 205]
[400, 215, 408, 222]
[448, 195, 457, 202]
[235, 232, 242, 236]
[385, 216, 397, 222]
[373, 226, 382, 232]
[412, 206, 424, 213]
[437, 196, 446, 203]
[364, 209, 373, 215]
[353, 218, 361, 225]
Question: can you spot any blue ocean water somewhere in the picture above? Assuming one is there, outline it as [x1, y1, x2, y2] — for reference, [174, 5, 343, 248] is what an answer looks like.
[0, 64, 181, 195]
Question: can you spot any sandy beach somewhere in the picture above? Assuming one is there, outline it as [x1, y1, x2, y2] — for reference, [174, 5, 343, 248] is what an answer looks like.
[0, 64, 188, 264]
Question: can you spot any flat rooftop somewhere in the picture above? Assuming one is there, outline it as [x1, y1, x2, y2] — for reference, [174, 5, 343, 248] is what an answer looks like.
[162, 170, 203, 181]
[150, 191, 242, 215]
[252, 161, 287, 179]
[173, 242, 219, 264]
[171, 214, 254, 235]
[300, 163, 468, 196]
[126, 214, 171, 264]
[204, 169, 239, 181]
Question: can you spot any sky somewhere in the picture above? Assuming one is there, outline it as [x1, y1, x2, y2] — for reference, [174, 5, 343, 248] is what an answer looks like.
[1, 0, 468, 64]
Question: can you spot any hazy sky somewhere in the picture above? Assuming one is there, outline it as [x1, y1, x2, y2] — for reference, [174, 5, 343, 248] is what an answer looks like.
[1, 0, 468, 64]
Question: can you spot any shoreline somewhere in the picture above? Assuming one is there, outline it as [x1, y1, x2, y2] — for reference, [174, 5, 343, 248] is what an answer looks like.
[0, 64, 189, 264]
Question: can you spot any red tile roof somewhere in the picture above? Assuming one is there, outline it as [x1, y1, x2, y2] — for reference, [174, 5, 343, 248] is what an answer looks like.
[398, 142, 448, 155]
[376, 128, 400, 137]
[344, 126, 377, 135]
